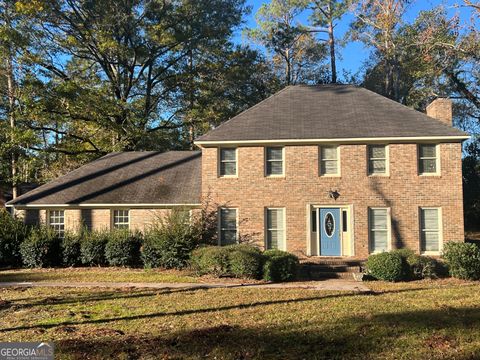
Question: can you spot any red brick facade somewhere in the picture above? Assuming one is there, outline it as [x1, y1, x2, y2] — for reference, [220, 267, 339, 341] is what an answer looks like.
[200, 142, 464, 259]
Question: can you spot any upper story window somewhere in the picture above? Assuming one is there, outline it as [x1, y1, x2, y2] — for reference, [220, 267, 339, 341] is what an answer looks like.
[219, 148, 237, 177]
[265, 147, 284, 176]
[420, 208, 441, 253]
[319, 146, 339, 176]
[219, 208, 237, 245]
[113, 209, 129, 229]
[48, 210, 65, 238]
[418, 144, 439, 175]
[368, 145, 388, 175]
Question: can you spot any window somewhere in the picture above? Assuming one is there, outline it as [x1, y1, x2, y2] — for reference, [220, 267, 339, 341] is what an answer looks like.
[368, 145, 387, 175]
[311, 210, 317, 233]
[113, 210, 129, 229]
[220, 208, 237, 245]
[219, 148, 237, 176]
[265, 147, 284, 176]
[320, 146, 339, 175]
[369, 208, 389, 253]
[418, 144, 438, 175]
[48, 210, 65, 238]
[266, 208, 285, 250]
[420, 208, 441, 253]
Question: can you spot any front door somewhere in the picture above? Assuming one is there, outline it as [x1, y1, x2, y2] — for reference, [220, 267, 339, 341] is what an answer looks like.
[319, 208, 341, 256]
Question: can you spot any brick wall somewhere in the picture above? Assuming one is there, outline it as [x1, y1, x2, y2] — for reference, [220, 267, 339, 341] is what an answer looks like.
[201, 143, 464, 258]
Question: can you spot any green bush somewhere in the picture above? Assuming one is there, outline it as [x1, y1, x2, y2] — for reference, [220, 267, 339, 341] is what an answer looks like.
[366, 252, 409, 282]
[20, 227, 62, 268]
[141, 210, 203, 269]
[190, 246, 230, 276]
[262, 249, 299, 282]
[80, 230, 109, 266]
[105, 230, 142, 267]
[443, 242, 480, 280]
[391, 249, 439, 280]
[228, 244, 263, 279]
[0, 210, 30, 268]
[61, 232, 82, 267]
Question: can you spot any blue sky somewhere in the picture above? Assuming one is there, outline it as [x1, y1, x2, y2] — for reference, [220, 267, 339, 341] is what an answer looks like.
[236, 0, 472, 80]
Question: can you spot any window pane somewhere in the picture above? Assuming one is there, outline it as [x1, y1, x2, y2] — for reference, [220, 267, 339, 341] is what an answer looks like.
[420, 159, 436, 173]
[221, 162, 236, 176]
[321, 147, 337, 160]
[371, 230, 388, 252]
[369, 159, 386, 174]
[222, 230, 237, 245]
[420, 145, 436, 158]
[371, 209, 387, 229]
[267, 209, 282, 228]
[267, 209, 285, 250]
[267, 147, 283, 161]
[221, 208, 237, 228]
[267, 161, 283, 175]
[421, 209, 439, 230]
[311, 210, 317, 232]
[221, 148, 236, 161]
[113, 210, 129, 229]
[322, 160, 337, 174]
[267, 230, 281, 249]
[370, 146, 386, 159]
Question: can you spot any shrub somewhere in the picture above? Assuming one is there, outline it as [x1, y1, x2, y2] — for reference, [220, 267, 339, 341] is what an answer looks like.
[80, 230, 109, 266]
[20, 227, 62, 268]
[142, 210, 203, 269]
[105, 230, 142, 267]
[366, 252, 408, 282]
[391, 249, 439, 280]
[262, 249, 299, 282]
[61, 232, 82, 267]
[228, 244, 263, 279]
[0, 210, 30, 268]
[190, 246, 230, 276]
[443, 242, 480, 280]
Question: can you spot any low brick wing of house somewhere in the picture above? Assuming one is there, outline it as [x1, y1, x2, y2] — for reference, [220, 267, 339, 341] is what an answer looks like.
[7, 85, 469, 259]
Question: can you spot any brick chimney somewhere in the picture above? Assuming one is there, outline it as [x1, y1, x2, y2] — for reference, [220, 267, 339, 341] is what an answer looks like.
[426, 98, 452, 126]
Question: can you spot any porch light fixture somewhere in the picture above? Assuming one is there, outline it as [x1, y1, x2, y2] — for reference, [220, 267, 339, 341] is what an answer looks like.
[328, 189, 340, 200]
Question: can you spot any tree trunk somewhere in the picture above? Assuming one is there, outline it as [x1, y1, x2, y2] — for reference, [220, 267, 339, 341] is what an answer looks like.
[6, 43, 17, 199]
[328, 3, 337, 83]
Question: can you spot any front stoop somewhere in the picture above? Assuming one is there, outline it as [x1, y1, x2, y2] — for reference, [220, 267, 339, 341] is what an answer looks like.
[299, 259, 366, 281]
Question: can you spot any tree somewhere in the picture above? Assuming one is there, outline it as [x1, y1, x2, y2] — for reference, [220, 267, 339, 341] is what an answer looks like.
[247, 0, 328, 85]
[309, 0, 350, 83]
[350, 0, 410, 100]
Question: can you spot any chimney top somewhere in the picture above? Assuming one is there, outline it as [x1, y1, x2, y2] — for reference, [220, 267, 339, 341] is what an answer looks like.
[426, 98, 452, 126]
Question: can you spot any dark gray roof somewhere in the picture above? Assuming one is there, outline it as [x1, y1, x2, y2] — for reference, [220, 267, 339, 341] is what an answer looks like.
[8, 151, 201, 206]
[196, 85, 468, 142]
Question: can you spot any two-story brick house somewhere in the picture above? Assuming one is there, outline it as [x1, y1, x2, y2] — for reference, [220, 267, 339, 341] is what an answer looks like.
[7, 85, 469, 259]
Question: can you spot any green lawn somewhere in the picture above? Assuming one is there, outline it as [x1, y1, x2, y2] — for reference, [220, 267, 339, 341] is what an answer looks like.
[1, 279, 480, 359]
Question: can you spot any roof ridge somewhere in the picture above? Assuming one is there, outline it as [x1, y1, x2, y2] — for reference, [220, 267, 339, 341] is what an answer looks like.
[195, 86, 293, 141]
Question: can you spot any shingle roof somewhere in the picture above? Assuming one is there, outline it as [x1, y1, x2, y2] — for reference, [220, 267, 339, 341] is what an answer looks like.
[195, 85, 468, 143]
[7, 151, 201, 206]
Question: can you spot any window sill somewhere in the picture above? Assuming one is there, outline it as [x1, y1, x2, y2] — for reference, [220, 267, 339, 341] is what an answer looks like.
[265, 175, 285, 179]
[319, 174, 341, 178]
[368, 174, 390, 178]
[418, 173, 441, 177]
[218, 175, 238, 179]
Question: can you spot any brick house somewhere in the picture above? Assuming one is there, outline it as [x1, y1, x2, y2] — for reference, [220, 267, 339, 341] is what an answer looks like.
[7, 85, 469, 259]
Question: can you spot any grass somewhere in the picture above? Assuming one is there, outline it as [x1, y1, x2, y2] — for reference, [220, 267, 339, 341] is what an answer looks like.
[1, 279, 480, 359]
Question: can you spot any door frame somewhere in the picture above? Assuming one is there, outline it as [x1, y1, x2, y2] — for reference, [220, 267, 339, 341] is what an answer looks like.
[307, 204, 354, 257]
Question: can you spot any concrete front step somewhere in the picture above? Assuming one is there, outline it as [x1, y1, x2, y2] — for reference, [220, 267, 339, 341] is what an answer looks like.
[299, 260, 365, 281]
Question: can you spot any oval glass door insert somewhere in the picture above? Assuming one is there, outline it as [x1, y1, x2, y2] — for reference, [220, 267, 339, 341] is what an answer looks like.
[324, 212, 335, 237]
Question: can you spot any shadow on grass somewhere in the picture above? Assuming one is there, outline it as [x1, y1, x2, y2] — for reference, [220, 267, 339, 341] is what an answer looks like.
[55, 306, 480, 359]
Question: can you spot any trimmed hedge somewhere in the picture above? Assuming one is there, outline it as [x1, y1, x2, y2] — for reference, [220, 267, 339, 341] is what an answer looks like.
[391, 249, 439, 280]
[443, 242, 480, 280]
[262, 249, 299, 282]
[0, 210, 30, 267]
[105, 230, 142, 267]
[20, 227, 62, 268]
[80, 230, 109, 266]
[228, 245, 263, 279]
[190, 246, 230, 276]
[61, 232, 82, 267]
[366, 252, 408, 282]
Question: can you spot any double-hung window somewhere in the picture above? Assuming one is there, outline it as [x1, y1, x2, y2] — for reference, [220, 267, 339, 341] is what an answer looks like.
[369, 208, 390, 253]
[418, 144, 439, 175]
[219, 148, 237, 176]
[266, 208, 285, 250]
[420, 208, 441, 253]
[265, 147, 284, 176]
[220, 208, 237, 245]
[368, 145, 387, 175]
[319, 146, 339, 176]
[48, 210, 65, 238]
[113, 210, 130, 229]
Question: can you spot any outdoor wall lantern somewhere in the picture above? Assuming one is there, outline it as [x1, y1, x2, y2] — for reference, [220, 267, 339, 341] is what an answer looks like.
[328, 189, 340, 200]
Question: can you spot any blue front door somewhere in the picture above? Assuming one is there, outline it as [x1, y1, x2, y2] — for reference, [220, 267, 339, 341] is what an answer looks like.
[319, 208, 341, 256]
